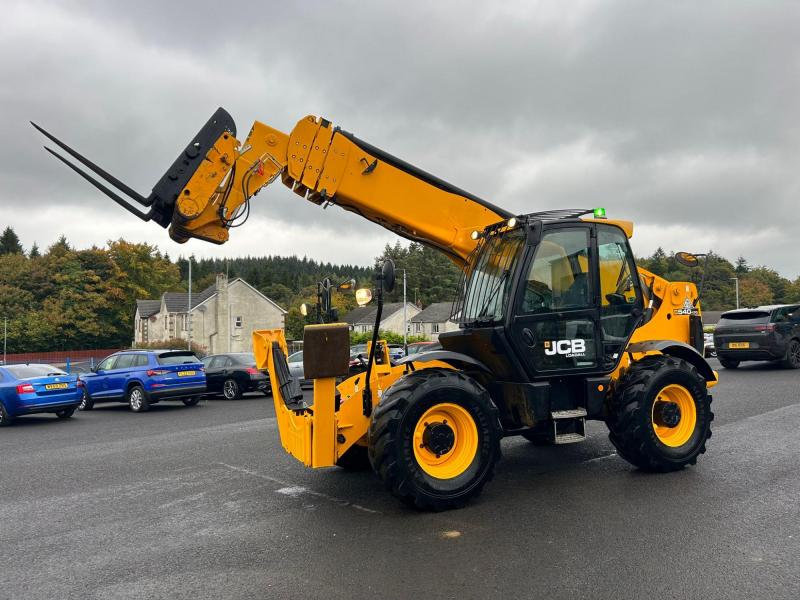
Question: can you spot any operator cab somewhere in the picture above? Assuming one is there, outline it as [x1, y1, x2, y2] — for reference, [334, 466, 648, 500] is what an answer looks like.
[442, 209, 644, 383]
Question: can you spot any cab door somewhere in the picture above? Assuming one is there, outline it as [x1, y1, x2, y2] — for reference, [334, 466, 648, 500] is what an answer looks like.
[509, 222, 643, 378]
[510, 224, 600, 377]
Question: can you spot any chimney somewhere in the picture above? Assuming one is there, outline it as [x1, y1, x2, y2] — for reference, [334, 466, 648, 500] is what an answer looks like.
[216, 272, 228, 291]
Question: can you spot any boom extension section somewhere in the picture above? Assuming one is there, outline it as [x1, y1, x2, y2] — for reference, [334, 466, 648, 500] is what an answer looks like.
[33, 108, 509, 265]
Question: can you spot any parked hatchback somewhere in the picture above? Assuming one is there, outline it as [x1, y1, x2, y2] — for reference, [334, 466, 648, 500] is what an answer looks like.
[0, 363, 83, 426]
[201, 353, 270, 399]
[713, 304, 800, 369]
[79, 350, 206, 412]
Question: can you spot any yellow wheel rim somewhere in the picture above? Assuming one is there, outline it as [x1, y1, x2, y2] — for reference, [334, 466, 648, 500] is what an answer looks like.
[651, 384, 697, 448]
[413, 403, 479, 479]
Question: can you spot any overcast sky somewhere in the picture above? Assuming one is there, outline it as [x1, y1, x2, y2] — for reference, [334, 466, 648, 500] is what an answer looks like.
[1, 1, 798, 276]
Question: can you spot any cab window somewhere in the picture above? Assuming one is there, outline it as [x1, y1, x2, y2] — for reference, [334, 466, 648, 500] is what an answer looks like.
[522, 229, 591, 313]
[597, 225, 643, 349]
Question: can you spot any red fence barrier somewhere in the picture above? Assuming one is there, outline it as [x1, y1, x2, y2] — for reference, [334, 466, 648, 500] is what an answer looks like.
[1, 349, 123, 365]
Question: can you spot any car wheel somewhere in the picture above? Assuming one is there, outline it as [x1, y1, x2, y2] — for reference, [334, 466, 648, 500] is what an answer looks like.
[782, 339, 800, 369]
[78, 389, 94, 411]
[0, 403, 13, 427]
[719, 358, 739, 369]
[56, 408, 76, 419]
[182, 396, 201, 407]
[127, 385, 149, 412]
[222, 379, 241, 400]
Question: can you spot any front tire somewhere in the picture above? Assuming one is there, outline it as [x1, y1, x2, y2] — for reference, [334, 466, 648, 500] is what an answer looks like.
[781, 339, 800, 369]
[719, 357, 739, 369]
[368, 368, 502, 510]
[222, 379, 241, 400]
[127, 385, 149, 413]
[56, 408, 76, 419]
[607, 355, 713, 472]
[78, 389, 94, 411]
[182, 396, 201, 407]
[0, 403, 13, 427]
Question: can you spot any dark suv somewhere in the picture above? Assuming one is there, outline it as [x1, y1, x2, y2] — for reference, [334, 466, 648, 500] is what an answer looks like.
[79, 350, 206, 412]
[713, 304, 800, 369]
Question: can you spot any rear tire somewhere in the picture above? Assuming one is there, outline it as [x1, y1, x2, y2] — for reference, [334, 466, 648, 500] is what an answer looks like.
[56, 408, 75, 419]
[127, 385, 149, 412]
[222, 379, 241, 400]
[719, 357, 739, 369]
[0, 403, 13, 427]
[607, 355, 713, 472]
[368, 368, 502, 511]
[781, 339, 800, 369]
[182, 396, 201, 407]
[336, 444, 371, 471]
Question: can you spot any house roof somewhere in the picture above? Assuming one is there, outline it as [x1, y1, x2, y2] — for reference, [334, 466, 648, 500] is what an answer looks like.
[343, 303, 411, 325]
[135, 299, 161, 318]
[162, 284, 217, 313]
[411, 302, 454, 323]
[136, 276, 288, 317]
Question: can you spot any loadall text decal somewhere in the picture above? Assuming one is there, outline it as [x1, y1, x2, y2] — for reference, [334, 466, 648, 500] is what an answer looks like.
[544, 339, 587, 358]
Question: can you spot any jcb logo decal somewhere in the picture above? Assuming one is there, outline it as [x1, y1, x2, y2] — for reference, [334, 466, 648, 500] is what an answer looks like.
[544, 339, 587, 358]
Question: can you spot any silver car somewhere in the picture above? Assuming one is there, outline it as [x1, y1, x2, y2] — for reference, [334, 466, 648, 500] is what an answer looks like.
[287, 351, 311, 388]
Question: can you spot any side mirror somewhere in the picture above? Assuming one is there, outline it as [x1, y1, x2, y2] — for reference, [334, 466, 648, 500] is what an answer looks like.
[381, 259, 396, 293]
[355, 288, 373, 306]
[675, 252, 700, 268]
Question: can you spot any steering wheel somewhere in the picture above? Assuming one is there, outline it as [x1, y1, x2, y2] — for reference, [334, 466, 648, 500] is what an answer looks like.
[524, 281, 553, 312]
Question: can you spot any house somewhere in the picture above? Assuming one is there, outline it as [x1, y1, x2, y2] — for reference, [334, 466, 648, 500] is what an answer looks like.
[410, 302, 459, 341]
[343, 302, 421, 336]
[134, 273, 287, 353]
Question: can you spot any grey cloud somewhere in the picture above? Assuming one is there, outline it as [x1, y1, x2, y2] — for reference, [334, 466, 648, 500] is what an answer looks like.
[1, 0, 798, 276]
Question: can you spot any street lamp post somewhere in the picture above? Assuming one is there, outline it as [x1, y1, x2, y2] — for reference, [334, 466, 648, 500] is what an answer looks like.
[187, 257, 193, 351]
[730, 277, 739, 309]
[397, 269, 408, 353]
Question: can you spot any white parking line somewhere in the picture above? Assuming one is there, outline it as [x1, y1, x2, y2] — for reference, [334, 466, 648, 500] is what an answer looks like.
[216, 462, 381, 514]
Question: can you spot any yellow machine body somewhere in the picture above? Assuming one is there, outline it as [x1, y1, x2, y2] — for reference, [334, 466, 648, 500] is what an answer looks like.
[253, 328, 451, 468]
[35, 108, 717, 484]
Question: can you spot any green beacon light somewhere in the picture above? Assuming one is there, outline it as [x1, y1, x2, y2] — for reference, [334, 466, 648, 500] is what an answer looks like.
[593, 207, 607, 219]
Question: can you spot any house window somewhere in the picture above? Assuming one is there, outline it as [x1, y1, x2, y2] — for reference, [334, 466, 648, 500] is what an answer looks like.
[432, 323, 440, 333]
[414, 322, 422, 333]
[234, 316, 243, 328]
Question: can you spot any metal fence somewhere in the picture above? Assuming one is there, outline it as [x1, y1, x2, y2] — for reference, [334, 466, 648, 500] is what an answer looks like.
[0, 348, 123, 373]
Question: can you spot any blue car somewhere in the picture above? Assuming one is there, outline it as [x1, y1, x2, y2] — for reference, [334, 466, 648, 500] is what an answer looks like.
[79, 350, 206, 413]
[0, 363, 83, 426]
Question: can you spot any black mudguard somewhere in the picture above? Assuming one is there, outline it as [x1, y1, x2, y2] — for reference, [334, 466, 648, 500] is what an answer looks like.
[396, 350, 492, 374]
[626, 340, 716, 382]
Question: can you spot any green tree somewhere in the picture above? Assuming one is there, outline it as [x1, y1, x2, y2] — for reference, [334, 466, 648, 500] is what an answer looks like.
[734, 256, 750, 275]
[0, 226, 23, 255]
[374, 241, 461, 305]
[739, 278, 773, 308]
[29, 242, 40, 258]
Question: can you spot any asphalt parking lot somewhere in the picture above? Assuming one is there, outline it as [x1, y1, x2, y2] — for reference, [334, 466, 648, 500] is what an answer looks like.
[2, 359, 799, 600]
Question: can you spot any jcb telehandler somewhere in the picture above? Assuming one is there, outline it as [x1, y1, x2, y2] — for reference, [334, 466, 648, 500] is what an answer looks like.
[33, 108, 716, 510]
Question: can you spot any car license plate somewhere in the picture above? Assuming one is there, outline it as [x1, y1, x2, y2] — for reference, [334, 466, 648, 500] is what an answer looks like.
[45, 383, 68, 390]
[729, 342, 750, 349]
[177, 370, 196, 377]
